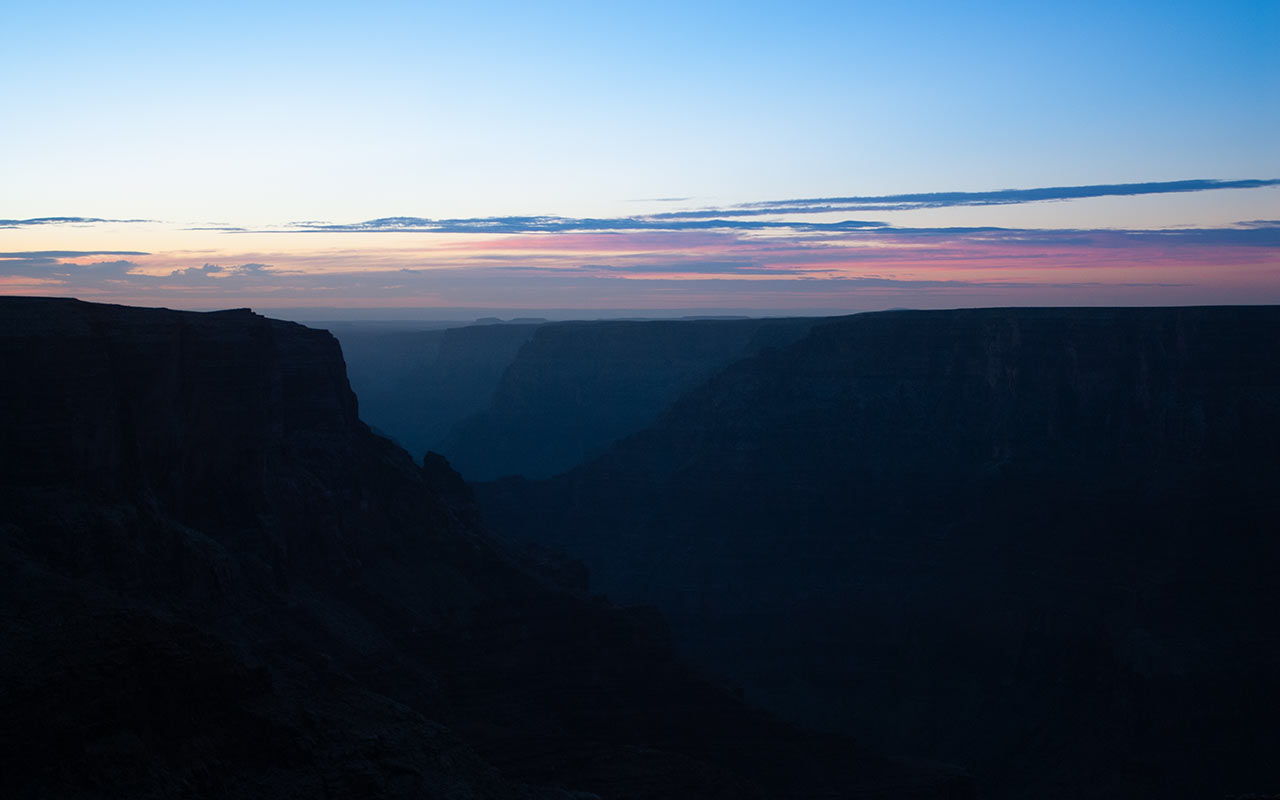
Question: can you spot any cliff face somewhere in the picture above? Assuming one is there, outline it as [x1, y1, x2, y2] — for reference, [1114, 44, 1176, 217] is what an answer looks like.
[442, 317, 821, 480]
[0, 297, 966, 800]
[336, 323, 541, 461]
[477, 306, 1280, 800]
[2, 300, 360, 556]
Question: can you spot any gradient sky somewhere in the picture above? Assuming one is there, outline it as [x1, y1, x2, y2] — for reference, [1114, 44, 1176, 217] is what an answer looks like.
[2, 1, 1277, 312]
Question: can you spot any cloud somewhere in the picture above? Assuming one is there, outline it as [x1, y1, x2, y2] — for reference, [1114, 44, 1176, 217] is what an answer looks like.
[578, 260, 801, 276]
[164, 262, 276, 282]
[12, 179, 1274, 239]
[0, 217, 152, 228]
[0, 250, 151, 258]
[263, 179, 1280, 237]
[281, 215, 889, 235]
[168, 263, 226, 278]
[0, 253, 142, 280]
[652, 178, 1280, 220]
[0, 254, 283, 288]
[0, 217, 111, 228]
[0, 238, 1256, 311]
[823, 276, 1186, 290]
[901, 223, 1280, 249]
[3, 179, 1274, 310]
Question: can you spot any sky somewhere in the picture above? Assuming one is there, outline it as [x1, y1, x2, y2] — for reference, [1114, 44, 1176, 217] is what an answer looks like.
[2, 0, 1277, 314]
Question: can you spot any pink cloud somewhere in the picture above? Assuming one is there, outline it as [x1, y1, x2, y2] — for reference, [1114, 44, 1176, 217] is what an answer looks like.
[4, 222, 1276, 310]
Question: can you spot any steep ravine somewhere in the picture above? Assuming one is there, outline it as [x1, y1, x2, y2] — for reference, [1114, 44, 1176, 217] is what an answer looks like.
[441, 317, 822, 480]
[336, 322, 542, 461]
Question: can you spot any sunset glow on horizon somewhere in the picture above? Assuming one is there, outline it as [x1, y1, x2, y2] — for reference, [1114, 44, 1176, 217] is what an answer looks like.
[3, 1, 1277, 314]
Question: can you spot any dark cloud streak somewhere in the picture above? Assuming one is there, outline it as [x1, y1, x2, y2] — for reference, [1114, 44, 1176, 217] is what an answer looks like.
[655, 178, 1280, 219]
[10, 179, 1273, 237]
[266, 179, 1279, 237]
[0, 217, 153, 228]
[276, 216, 1280, 248]
[279, 216, 889, 234]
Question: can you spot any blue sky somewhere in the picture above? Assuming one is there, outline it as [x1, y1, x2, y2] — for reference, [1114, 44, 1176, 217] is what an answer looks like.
[1, 1, 1277, 310]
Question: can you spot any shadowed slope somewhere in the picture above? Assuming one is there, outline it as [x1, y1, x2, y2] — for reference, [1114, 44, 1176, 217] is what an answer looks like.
[477, 306, 1280, 800]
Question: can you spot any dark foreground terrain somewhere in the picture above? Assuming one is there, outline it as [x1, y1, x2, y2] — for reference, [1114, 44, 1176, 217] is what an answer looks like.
[478, 307, 1280, 800]
[0, 297, 968, 799]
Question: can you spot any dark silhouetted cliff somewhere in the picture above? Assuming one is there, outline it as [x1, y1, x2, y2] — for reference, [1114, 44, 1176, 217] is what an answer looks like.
[0, 297, 967, 800]
[441, 318, 821, 480]
[477, 306, 1280, 800]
